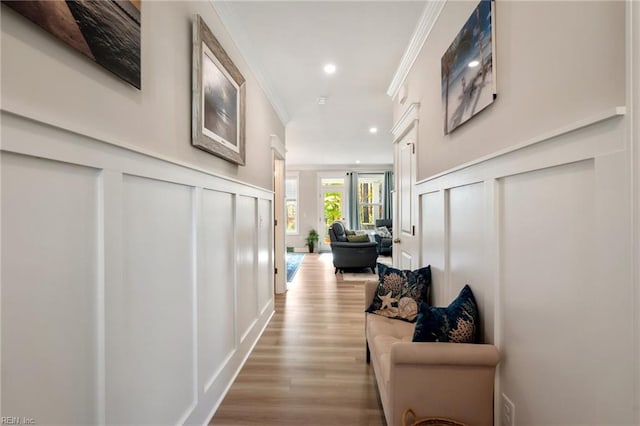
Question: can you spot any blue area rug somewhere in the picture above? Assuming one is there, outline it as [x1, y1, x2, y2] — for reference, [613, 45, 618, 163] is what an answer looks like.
[286, 253, 304, 282]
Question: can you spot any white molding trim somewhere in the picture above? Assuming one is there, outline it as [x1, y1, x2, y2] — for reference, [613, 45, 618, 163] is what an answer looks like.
[270, 134, 286, 160]
[201, 310, 274, 426]
[2, 108, 275, 425]
[0, 108, 272, 195]
[211, 1, 290, 125]
[286, 164, 392, 172]
[417, 106, 627, 185]
[627, 0, 640, 423]
[391, 103, 420, 142]
[387, 1, 447, 99]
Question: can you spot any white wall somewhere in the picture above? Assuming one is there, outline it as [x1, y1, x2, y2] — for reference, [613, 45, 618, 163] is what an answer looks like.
[286, 170, 318, 250]
[396, 1, 638, 424]
[395, 1, 625, 180]
[1, 1, 284, 189]
[1, 2, 281, 424]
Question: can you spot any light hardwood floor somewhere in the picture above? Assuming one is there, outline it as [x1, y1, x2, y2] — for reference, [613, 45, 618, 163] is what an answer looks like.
[209, 253, 385, 425]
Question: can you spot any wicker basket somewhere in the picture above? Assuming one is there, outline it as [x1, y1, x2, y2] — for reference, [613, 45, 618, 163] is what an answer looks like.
[401, 408, 467, 426]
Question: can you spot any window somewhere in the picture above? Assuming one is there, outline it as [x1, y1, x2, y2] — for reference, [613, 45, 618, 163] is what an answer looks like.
[285, 174, 298, 234]
[358, 174, 384, 230]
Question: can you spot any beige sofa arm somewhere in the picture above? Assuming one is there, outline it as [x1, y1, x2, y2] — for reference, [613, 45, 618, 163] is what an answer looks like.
[391, 342, 499, 366]
[364, 279, 377, 309]
[387, 342, 499, 426]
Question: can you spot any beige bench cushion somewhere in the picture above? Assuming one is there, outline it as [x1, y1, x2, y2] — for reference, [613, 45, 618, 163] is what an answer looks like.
[367, 313, 415, 386]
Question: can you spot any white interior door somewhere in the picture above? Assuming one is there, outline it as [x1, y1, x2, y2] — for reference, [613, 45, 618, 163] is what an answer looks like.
[395, 124, 419, 270]
[271, 135, 286, 293]
[273, 157, 285, 293]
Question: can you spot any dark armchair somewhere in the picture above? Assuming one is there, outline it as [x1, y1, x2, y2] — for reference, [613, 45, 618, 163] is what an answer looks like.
[374, 219, 393, 255]
[328, 221, 378, 274]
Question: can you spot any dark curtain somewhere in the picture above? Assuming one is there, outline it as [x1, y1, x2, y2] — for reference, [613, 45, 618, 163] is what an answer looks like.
[383, 171, 393, 220]
[347, 172, 359, 230]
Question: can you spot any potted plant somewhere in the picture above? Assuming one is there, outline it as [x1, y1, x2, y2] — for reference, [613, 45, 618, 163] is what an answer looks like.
[306, 229, 319, 253]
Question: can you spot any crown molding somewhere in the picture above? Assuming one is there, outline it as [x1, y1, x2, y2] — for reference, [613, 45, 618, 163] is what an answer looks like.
[270, 134, 286, 160]
[387, 0, 447, 99]
[211, 1, 290, 125]
[391, 103, 420, 141]
[287, 164, 392, 172]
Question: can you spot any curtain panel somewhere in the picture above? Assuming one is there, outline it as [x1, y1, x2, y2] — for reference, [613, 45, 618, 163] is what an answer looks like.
[347, 172, 359, 230]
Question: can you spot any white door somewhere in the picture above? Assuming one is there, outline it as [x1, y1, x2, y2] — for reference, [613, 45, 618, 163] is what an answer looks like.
[318, 177, 346, 252]
[394, 123, 419, 270]
[273, 157, 286, 293]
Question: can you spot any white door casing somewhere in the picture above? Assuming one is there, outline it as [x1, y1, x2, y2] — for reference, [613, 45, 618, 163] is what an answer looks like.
[271, 135, 286, 294]
[318, 174, 346, 253]
[392, 103, 420, 270]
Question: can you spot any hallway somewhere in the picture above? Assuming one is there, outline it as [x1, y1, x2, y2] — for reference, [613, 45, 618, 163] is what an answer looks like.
[210, 254, 385, 425]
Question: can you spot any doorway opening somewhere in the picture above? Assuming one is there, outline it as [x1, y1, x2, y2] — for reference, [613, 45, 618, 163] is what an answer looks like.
[319, 177, 345, 253]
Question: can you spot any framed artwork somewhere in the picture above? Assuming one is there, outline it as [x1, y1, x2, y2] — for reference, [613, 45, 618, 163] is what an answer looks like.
[441, 0, 496, 134]
[3, 0, 141, 89]
[192, 14, 246, 165]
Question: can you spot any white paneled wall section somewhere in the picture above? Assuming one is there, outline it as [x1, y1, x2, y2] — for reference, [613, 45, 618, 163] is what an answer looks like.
[414, 108, 636, 424]
[1, 111, 275, 425]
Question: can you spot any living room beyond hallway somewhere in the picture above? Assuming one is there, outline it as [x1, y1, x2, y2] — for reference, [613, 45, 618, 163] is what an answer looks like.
[209, 253, 386, 425]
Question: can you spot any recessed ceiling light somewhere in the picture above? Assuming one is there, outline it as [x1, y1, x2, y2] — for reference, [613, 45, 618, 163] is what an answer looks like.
[317, 97, 327, 105]
[468, 60, 480, 68]
[355, 160, 361, 164]
[369, 127, 378, 134]
[324, 63, 336, 74]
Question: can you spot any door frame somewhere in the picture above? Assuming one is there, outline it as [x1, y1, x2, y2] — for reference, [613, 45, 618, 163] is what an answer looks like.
[391, 103, 420, 269]
[317, 173, 347, 252]
[271, 135, 286, 294]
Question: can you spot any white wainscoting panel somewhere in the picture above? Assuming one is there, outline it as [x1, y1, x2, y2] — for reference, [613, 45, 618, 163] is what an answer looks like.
[1, 153, 100, 425]
[257, 199, 273, 315]
[1, 111, 275, 425]
[420, 191, 446, 305]
[414, 113, 636, 424]
[236, 195, 258, 343]
[108, 175, 195, 424]
[500, 159, 634, 424]
[199, 190, 236, 393]
[448, 182, 493, 343]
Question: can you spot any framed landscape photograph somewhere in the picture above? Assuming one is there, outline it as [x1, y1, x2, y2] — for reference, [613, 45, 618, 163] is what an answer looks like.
[192, 14, 246, 165]
[3, 0, 141, 89]
[441, 0, 496, 134]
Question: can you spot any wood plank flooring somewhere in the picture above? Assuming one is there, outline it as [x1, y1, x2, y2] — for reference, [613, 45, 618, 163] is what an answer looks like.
[209, 253, 385, 425]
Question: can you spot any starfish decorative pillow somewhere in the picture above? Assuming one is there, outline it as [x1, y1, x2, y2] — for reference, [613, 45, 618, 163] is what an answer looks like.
[365, 263, 431, 322]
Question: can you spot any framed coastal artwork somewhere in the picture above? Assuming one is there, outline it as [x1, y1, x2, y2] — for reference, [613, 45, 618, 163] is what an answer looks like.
[2, 0, 141, 89]
[192, 14, 246, 165]
[441, 0, 496, 134]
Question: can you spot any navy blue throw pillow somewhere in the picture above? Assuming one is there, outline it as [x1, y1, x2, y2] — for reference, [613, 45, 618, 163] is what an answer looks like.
[365, 263, 431, 322]
[412, 285, 479, 343]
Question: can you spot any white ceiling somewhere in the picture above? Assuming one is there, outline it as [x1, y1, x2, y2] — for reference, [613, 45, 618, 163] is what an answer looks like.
[213, 1, 425, 167]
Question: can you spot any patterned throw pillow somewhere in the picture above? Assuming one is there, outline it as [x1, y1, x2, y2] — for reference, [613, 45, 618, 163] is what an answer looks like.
[365, 263, 431, 322]
[412, 285, 479, 343]
[376, 226, 392, 238]
[347, 234, 371, 242]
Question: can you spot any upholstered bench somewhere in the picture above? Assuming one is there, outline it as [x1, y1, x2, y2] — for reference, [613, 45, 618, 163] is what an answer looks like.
[365, 278, 500, 426]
